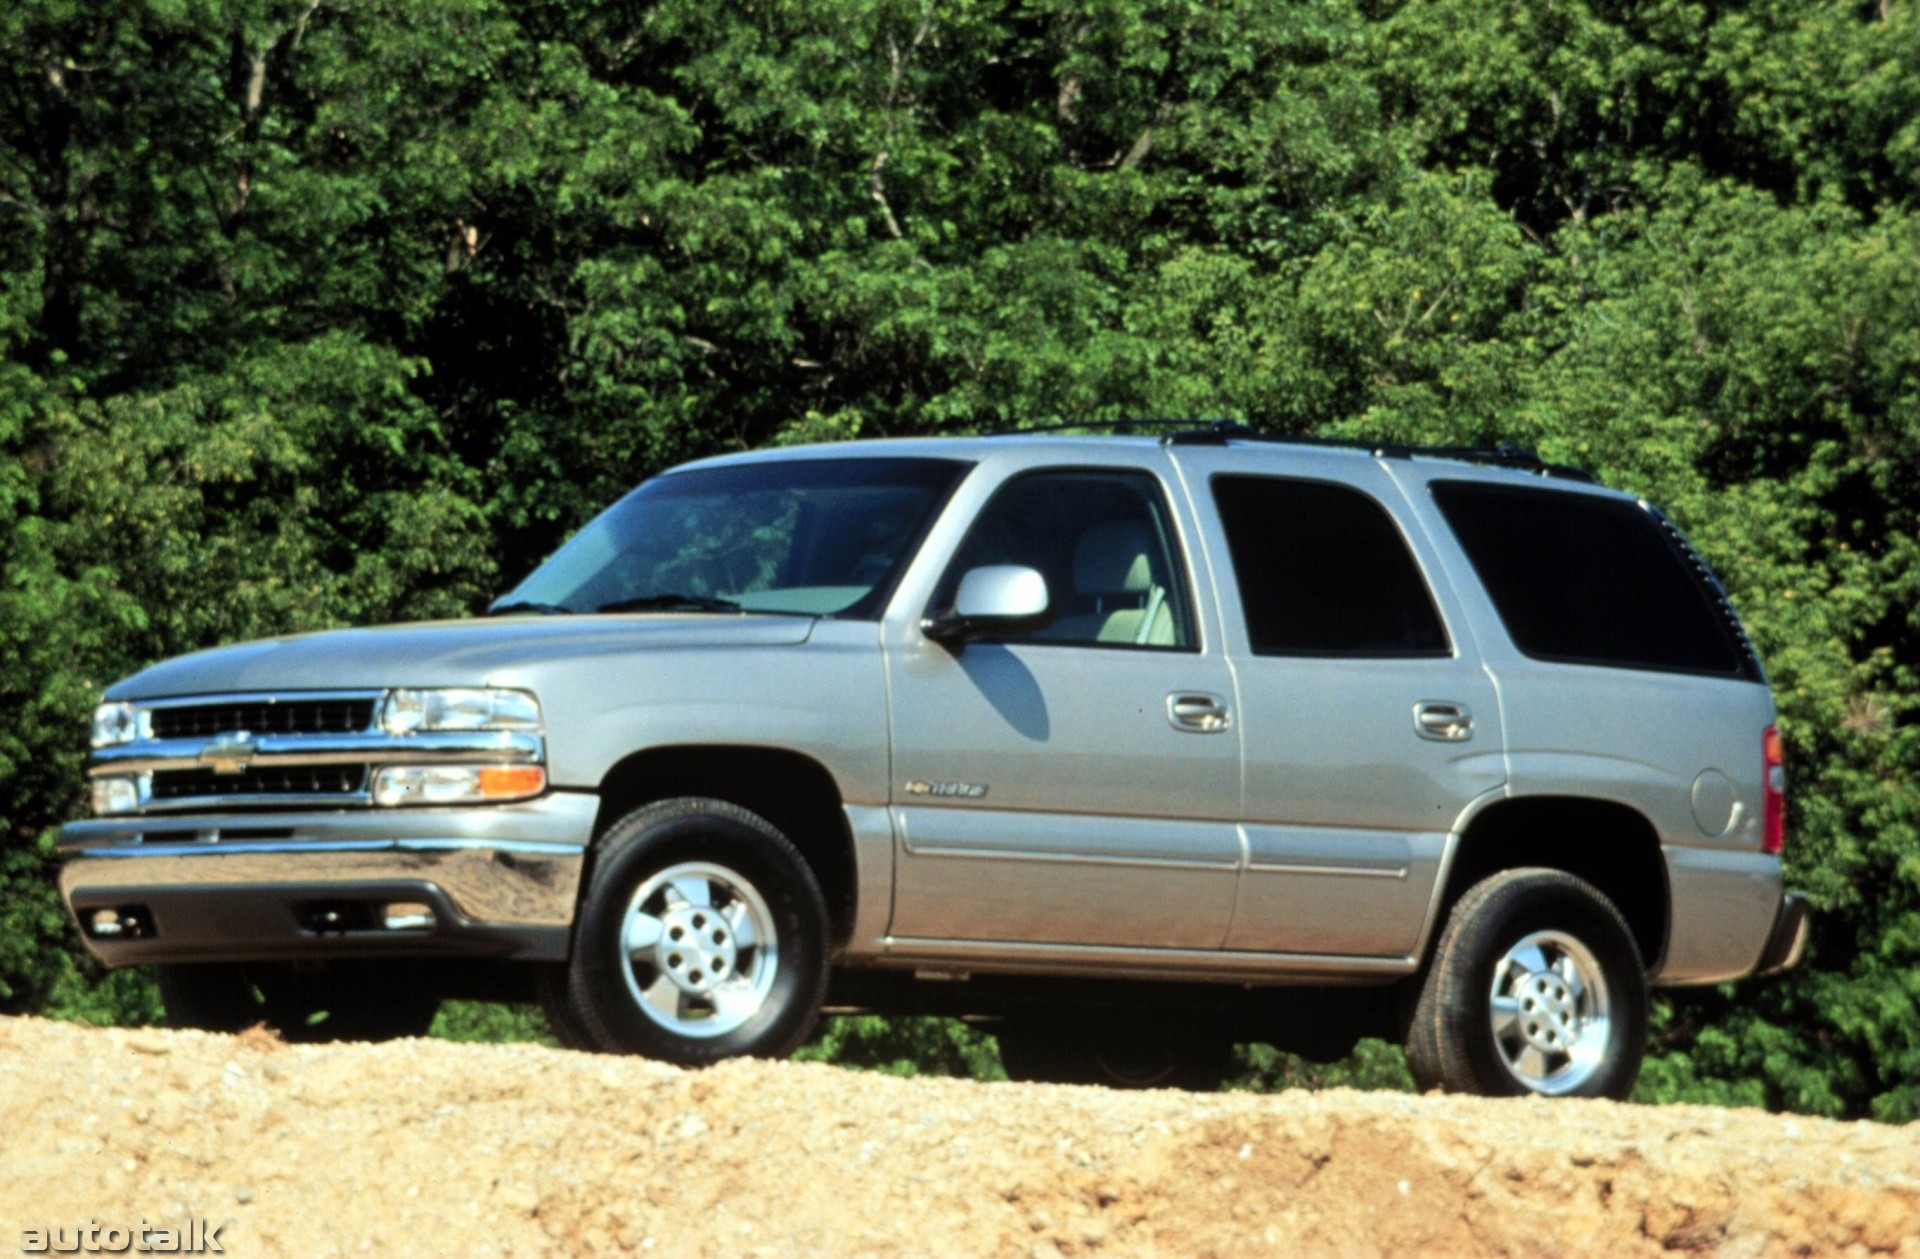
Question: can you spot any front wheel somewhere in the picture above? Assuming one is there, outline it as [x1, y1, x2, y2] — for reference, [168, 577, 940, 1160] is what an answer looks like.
[547, 797, 830, 1065]
[1404, 868, 1647, 1099]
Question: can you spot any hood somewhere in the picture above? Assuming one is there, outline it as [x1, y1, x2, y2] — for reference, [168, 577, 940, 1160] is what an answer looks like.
[105, 614, 818, 700]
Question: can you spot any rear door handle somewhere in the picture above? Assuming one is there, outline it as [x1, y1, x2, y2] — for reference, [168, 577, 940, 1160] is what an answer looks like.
[1167, 692, 1231, 734]
[1414, 701, 1473, 742]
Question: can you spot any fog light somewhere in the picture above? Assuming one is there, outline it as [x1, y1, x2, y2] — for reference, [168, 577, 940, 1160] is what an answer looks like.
[383, 902, 436, 931]
[86, 906, 151, 940]
[91, 776, 140, 815]
[370, 764, 546, 806]
[298, 901, 376, 934]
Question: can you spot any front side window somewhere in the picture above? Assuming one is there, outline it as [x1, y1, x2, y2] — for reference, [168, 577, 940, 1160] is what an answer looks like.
[1211, 474, 1450, 658]
[934, 469, 1196, 650]
[1431, 480, 1754, 677]
[494, 457, 968, 619]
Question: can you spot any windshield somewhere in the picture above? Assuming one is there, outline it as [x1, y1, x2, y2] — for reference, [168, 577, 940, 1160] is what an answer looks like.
[492, 457, 969, 619]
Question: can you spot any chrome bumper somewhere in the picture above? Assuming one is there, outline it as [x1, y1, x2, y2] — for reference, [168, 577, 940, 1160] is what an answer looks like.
[1655, 844, 1790, 985]
[56, 793, 595, 967]
[1754, 891, 1811, 979]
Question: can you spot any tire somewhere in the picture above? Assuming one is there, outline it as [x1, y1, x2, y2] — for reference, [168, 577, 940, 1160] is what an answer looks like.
[995, 1018, 1233, 1091]
[533, 964, 602, 1051]
[154, 962, 441, 1043]
[1404, 868, 1647, 1099]
[553, 797, 830, 1066]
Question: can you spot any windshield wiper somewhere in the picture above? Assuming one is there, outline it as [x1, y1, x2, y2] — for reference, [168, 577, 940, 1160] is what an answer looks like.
[487, 600, 574, 616]
[594, 593, 745, 615]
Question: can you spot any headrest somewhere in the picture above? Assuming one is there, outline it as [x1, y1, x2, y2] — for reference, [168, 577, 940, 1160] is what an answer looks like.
[1073, 521, 1154, 595]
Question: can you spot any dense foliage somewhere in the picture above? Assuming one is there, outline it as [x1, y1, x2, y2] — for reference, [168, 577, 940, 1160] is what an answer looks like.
[2, 0, 1914, 1117]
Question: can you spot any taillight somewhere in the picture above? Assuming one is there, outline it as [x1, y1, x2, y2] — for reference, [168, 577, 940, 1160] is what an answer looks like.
[1761, 725, 1786, 855]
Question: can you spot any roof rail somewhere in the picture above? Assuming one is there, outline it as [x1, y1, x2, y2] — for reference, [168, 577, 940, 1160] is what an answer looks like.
[977, 418, 1594, 482]
[1162, 421, 1594, 482]
[980, 419, 1210, 437]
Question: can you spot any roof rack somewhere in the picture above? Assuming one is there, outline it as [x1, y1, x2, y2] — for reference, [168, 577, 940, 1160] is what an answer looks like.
[982, 419, 1595, 482]
[981, 419, 1204, 437]
[1161, 421, 1595, 482]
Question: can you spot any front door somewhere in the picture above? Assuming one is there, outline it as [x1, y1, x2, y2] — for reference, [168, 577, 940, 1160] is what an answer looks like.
[884, 461, 1242, 949]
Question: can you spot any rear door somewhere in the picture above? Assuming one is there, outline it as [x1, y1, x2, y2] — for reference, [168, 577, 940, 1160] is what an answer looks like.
[1170, 449, 1507, 958]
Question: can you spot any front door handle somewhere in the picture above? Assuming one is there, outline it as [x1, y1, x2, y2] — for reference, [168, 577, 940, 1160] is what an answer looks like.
[1167, 692, 1231, 734]
[1414, 700, 1473, 742]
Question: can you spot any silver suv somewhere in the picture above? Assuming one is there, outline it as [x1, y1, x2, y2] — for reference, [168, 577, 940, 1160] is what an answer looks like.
[59, 428, 1808, 1098]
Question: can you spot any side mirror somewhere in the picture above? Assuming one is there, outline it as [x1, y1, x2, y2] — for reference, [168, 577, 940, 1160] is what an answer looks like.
[922, 565, 1051, 646]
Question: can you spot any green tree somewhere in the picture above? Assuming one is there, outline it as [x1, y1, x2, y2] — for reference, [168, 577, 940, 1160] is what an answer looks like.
[0, 0, 1913, 1118]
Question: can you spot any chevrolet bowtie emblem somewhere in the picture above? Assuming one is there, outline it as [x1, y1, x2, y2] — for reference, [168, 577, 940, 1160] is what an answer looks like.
[200, 732, 257, 775]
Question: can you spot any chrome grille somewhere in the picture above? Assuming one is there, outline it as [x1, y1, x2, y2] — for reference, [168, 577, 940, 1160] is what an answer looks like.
[149, 765, 368, 801]
[88, 688, 546, 814]
[149, 698, 377, 740]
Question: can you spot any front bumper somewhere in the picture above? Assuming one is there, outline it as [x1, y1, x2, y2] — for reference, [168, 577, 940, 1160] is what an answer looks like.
[56, 792, 595, 967]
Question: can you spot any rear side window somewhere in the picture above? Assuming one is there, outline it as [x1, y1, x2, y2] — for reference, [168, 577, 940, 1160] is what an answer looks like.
[1431, 481, 1753, 678]
[1211, 475, 1449, 657]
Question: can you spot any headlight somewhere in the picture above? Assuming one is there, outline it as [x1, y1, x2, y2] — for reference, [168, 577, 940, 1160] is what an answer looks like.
[379, 688, 541, 735]
[91, 776, 141, 814]
[91, 702, 139, 748]
[371, 764, 547, 806]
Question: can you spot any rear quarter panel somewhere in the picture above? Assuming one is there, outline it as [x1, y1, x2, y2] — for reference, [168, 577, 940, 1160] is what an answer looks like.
[1386, 463, 1782, 983]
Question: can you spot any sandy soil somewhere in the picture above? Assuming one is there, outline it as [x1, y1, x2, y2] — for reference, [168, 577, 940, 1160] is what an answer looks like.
[0, 1016, 1914, 1258]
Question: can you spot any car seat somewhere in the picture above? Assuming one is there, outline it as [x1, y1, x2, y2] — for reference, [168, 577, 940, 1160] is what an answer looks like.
[1046, 520, 1175, 646]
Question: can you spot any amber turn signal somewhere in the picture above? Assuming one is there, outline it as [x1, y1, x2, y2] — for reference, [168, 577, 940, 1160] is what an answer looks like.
[477, 764, 548, 799]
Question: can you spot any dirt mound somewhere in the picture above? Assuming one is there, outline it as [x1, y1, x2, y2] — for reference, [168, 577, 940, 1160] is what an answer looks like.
[0, 1016, 1914, 1257]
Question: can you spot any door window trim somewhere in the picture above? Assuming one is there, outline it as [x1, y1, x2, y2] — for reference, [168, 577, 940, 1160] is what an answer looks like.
[1428, 478, 1759, 680]
[1207, 470, 1456, 660]
[924, 464, 1204, 654]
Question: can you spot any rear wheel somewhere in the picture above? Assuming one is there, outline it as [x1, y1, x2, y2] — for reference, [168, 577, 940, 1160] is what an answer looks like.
[551, 797, 830, 1065]
[1404, 868, 1647, 1099]
[154, 963, 441, 1043]
[995, 1018, 1233, 1091]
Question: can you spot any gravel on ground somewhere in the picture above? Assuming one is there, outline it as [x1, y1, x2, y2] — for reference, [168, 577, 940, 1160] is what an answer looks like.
[0, 1016, 1915, 1257]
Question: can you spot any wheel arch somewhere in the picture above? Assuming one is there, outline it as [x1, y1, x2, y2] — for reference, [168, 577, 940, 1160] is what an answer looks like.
[590, 744, 857, 944]
[1434, 795, 1669, 974]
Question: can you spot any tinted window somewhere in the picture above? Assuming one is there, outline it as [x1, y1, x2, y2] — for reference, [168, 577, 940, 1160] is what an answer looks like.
[1431, 481, 1749, 676]
[936, 469, 1196, 650]
[494, 457, 967, 619]
[1212, 475, 1449, 657]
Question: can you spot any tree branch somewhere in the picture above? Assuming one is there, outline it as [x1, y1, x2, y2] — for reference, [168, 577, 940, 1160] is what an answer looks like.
[868, 6, 935, 243]
[289, 0, 323, 53]
[1415, 278, 1457, 326]
[869, 150, 904, 240]
[0, 191, 49, 222]
[224, 3, 324, 231]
